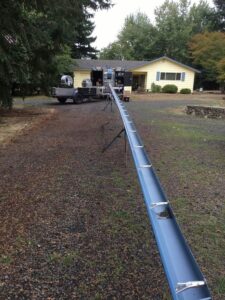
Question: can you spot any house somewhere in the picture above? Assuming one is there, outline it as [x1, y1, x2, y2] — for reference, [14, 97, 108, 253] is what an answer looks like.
[72, 56, 200, 92]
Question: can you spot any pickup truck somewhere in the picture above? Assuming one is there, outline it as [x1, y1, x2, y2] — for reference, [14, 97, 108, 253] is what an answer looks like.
[52, 70, 131, 104]
[51, 86, 107, 104]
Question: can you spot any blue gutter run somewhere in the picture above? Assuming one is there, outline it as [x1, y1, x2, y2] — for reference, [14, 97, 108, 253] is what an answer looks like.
[109, 84, 211, 300]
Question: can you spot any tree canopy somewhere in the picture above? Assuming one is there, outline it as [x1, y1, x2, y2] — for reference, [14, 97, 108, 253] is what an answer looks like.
[2, 0, 224, 104]
[188, 0, 225, 89]
[212, 0, 225, 30]
[99, 0, 213, 63]
[154, 0, 213, 62]
[0, 0, 111, 108]
[189, 31, 225, 86]
[99, 42, 123, 60]
[100, 13, 157, 60]
[118, 13, 157, 61]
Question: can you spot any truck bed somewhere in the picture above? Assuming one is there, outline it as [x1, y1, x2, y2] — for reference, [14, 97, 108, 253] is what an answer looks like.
[52, 87, 75, 98]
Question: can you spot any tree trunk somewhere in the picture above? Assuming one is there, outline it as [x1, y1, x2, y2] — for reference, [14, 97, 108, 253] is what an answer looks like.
[0, 82, 13, 109]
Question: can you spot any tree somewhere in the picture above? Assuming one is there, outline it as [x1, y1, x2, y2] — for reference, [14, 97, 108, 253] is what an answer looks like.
[0, 1, 32, 108]
[117, 13, 157, 60]
[99, 12, 157, 60]
[99, 42, 123, 60]
[189, 32, 225, 89]
[217, 58, 225, 83]
[212, 0, 225, 31]
[0, 0, 112, 108]
[188, 0, 214, 34]
[99, 0, 213, 63]
[154, 0, 213, 63]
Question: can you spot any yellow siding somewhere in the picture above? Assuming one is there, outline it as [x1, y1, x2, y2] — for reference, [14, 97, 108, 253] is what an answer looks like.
[124, 86, 132, 93]
[74, 71, 91, 87]
[131, 59, 196, 92]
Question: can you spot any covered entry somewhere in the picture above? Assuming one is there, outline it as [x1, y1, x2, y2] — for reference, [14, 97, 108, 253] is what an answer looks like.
[132, 72, 147, 91]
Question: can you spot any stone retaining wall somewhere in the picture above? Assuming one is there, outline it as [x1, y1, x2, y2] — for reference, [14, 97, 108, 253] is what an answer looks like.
[186, 105, 225, 119]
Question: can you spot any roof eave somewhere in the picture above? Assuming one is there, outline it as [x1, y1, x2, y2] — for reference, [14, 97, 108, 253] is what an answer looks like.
[158, 56, 201, 73]
[72, 57, 201, 73]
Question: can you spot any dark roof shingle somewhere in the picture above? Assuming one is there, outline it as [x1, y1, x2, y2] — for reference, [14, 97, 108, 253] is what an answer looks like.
[72, 59, 150, 71]
[72, 56, 200, 73]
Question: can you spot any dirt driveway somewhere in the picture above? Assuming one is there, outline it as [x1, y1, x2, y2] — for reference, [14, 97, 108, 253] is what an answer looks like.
[0, 93, 225, 299]
[0, 98, 168, 299]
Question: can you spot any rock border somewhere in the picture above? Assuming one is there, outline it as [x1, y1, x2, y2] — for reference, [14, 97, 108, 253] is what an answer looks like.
[186, 105, 225, 119]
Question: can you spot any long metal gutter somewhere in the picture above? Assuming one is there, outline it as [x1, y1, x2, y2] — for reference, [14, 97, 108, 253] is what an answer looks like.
[109, 84, 211, 300]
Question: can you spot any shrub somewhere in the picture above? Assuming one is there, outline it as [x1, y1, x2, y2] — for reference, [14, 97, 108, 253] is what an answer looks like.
[162, 84, 178, 93]
[180, 88, 191, 94]
[151, 82, 162, 93]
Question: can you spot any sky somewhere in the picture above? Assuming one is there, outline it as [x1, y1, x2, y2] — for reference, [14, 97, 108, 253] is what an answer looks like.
[92, 0, 214, 50]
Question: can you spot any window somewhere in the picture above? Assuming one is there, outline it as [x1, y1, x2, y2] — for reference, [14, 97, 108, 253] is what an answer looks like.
[176, 73, 181, 80]
[160, 72, 165, 80]
[160, 72, 182, 80]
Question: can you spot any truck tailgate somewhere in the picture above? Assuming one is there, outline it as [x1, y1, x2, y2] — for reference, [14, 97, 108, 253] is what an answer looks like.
[52, 88, 75, 97]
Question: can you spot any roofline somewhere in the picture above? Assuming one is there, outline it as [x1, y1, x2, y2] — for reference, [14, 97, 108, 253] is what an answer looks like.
[73, 68, 90, 72]
[126, 61, 153, 71]
[73, 56, 201, 73]
[130, 56, 201, 73]
[72, 59, 150, 71]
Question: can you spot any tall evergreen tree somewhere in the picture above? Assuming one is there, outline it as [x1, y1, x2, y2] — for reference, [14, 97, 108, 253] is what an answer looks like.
[0, 0, 111, 108]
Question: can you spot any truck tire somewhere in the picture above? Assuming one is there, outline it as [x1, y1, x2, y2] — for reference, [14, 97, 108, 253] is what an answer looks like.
[73, 94, 83, 104]
[57, 98, 67, 104]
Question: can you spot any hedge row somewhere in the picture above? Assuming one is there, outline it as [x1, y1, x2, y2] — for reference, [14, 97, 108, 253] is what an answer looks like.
[150, 84, 191, 94]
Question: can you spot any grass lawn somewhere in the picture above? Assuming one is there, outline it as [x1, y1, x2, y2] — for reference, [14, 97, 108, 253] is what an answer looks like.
[127, 93, 225, 299]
